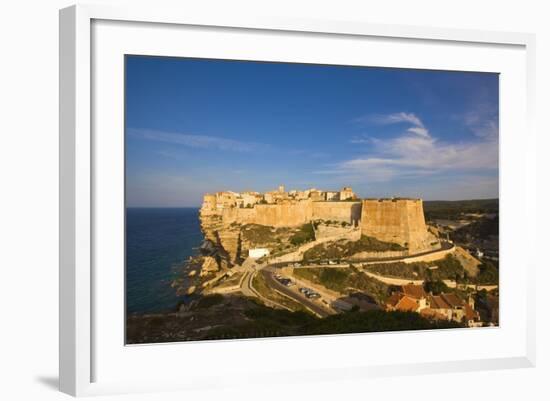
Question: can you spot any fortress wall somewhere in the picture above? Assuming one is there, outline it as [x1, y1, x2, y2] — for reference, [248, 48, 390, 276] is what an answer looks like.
[360, 199, 411, 245]
[360, 199, 432, 252]
[212, 200, 314, 227]
[312, 201, 362, 225]
[405, 200, 430, 246]
[220, 207, 257, 225]
[254, 201, 313, 227]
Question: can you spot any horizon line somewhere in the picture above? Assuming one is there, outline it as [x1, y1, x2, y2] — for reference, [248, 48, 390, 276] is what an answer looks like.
[126, 197, 499, 209]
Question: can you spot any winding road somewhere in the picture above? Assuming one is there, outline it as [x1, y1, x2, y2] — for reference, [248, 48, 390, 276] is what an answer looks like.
[232, 231, 489, 318]
[260, 268, 331, 318]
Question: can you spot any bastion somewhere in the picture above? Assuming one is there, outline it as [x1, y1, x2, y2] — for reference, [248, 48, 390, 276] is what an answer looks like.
[360, 198, 436, 253]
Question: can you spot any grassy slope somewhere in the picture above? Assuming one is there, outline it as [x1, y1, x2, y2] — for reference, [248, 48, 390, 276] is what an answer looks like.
[294, 266, 389, 304]
[303, 235, 405, 261]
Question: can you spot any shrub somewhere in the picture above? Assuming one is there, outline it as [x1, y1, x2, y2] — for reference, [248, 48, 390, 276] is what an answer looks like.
[195, 294, 224, 309]
[294, 266, 389, 303]
[303, 235, 404, 261]
[475, 261, 499, 284]
[367, 254, 465, 281]
[423, 280, 449, 295]
[289, 223, 315, 246]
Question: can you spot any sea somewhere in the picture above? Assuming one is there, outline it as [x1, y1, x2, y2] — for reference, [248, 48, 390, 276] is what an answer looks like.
[126, 207, 203, 315]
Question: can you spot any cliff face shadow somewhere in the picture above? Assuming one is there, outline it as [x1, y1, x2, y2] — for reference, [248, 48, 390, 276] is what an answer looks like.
[351, 202, 362, 226]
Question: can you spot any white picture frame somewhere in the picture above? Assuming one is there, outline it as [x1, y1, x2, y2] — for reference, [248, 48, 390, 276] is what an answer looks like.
[59, 3, 536, 397]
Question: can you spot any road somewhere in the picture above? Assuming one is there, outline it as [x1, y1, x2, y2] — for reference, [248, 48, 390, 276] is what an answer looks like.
[260, 269, 331, 318]
[239, 270, 256, 298]
[238, 261, 294, 311]
[236, 257, 332, 317]
[269, 238, 455, 266]
[235, 238, 466, 317]
[362, 269, 498, 291]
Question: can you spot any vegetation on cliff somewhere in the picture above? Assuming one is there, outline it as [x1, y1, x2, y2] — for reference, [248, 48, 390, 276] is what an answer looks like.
[423, 198, 498, 221]
[289, 223, 315, 246]
[451, 216, 499, 242]
[240, 223, 315, 257]
[301, 309, 462, 335]
[303, 235, 405, 262]
[423, 279, 451, 295]
[366, 254, 466, 281]
[471, 260, 499, 285]
[126, 298, 461, 344]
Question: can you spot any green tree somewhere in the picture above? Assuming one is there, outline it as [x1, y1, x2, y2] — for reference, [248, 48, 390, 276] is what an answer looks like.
[423, 280, 449, 295]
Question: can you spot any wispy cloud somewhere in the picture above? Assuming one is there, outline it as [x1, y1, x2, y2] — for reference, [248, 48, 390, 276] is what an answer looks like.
[320, 112, 498, 183]
[355, 112, 431, 138]
[463, 106, 498, 139]
[128, 128, 269, 153]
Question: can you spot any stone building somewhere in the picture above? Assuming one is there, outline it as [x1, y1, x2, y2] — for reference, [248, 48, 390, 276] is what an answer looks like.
[325, 191, 339, 201]
[339, 187, 355, 200]
[385, 284, 482, 327]
[309, 189, 324, 201]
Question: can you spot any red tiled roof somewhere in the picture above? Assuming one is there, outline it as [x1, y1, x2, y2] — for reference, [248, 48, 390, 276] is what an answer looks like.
[464, 304, 479, 321]
[394, 296, 418, 312]
[401, 284, 427, 299]
[386, 293, 402, 308]
[441, 293, 463, 308]
[429, 295, 450, 310]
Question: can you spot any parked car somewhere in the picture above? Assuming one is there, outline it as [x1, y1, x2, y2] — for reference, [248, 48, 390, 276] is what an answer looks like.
[279, 278, 293, 286]
[305, 291, 320, 299]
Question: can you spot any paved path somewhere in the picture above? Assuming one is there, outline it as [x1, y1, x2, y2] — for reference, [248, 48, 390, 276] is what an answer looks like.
[362, 269, 498, 291]
[268, 228, 361, 264]
[363, 270, 423, 286]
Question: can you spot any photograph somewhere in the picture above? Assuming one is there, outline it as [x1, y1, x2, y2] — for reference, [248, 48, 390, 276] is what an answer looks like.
[125, 55, 500, 344]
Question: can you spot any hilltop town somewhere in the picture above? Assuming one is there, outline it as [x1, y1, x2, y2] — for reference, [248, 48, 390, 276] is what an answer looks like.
[127, 186, 499, 343]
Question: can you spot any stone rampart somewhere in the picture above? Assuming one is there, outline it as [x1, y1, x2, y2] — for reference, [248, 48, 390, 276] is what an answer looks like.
[312, 201, 362, 225]
[254, 201, 313, 227]
[360, 199, 435, 253]
[210, 200, 362, 228]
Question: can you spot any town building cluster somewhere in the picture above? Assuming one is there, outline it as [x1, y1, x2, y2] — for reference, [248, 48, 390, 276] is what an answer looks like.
[206, 185, 357, 211]
[385, 284, 482, 327]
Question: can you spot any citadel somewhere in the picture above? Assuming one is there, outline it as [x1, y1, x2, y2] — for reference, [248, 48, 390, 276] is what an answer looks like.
[157, 184, 495, 335]
[200, 185, 438, 258]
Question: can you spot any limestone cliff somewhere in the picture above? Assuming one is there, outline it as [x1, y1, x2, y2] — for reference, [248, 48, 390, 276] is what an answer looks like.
[199, 204, 241, 269]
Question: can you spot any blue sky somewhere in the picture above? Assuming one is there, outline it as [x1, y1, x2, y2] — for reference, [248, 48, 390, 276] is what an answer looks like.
[126, 56, 499, 207]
